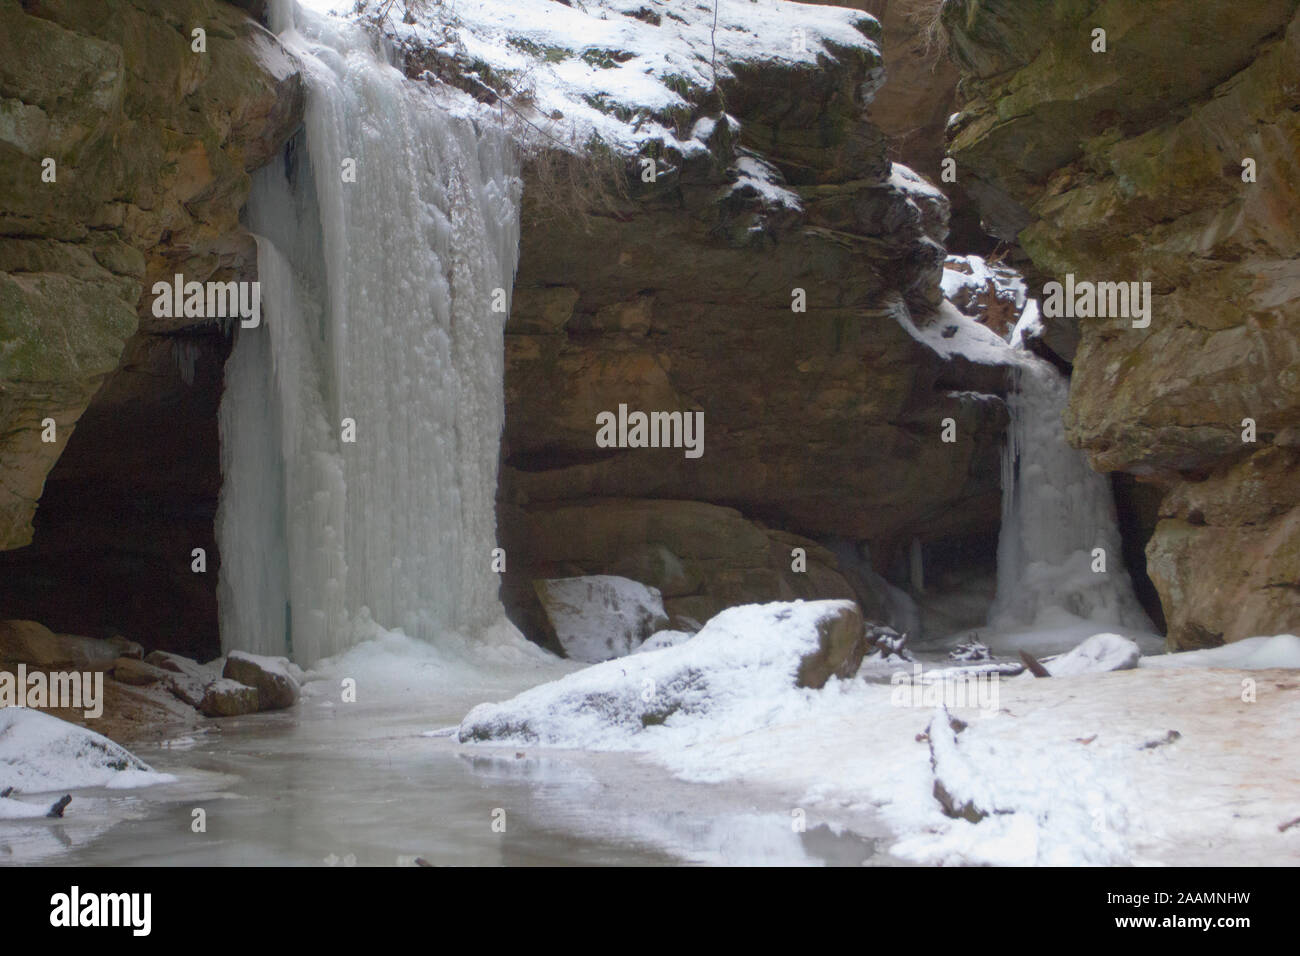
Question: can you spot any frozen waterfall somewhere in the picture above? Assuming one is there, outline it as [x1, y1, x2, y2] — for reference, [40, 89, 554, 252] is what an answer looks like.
[217, 1, 521, 665]
[989, 356, 1150, 632]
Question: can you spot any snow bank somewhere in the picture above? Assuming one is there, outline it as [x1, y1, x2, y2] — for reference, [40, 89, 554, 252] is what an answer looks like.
[0, 709, 175, 793]
[1141, 634, 1300, 670]
[459, 600, 863, 748]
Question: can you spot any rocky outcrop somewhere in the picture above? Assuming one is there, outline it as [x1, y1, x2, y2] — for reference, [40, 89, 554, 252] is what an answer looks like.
[943, 0, 1300, 646]
[0, 0, 302, 651]
[0, 619, 120, 671]
[801, 0, 985, 250]
[443, 10, 1013, 642]
[2, 2, 1017, 658]
[1145, 448, 1300, 646]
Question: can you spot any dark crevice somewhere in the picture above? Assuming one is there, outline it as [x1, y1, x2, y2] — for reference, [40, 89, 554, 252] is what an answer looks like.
[1111, 472, 1168, 634]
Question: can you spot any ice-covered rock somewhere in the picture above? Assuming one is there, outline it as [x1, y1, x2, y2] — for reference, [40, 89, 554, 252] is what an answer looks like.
[0, 708, 173, 792]
[948, 640, 992, 663]
[459, 600, 864, 747]
[1045, 633, 1141, 677]
[533, 575, 669, 663]
[224, 651, 301, 711]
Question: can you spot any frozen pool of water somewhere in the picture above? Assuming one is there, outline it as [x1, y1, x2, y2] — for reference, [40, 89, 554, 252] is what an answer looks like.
[0, 695, 899, 867]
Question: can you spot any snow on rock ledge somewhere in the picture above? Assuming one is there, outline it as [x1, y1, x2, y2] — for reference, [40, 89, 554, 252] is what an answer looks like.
[350, 0, 881, 156]
[0, 708, 174, 794]
[533, 575, 669, 663]
[460, 600, 865, 747]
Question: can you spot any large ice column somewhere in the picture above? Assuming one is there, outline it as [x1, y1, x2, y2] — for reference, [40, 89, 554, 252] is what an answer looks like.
[217, 2, 521, 665]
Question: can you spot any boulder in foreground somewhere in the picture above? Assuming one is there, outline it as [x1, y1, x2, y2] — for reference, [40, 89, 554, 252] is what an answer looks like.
[0, 708, 172, 793]
[459, 600, 864, 746]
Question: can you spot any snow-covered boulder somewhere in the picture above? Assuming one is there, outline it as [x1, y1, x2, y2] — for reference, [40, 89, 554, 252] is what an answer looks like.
[459, 600, 864, 747]
[1046, 633, 1141, 677]
[142, 651, 218, 709]
[533, 575, 669, 663]
[0, 708, 173, 793]
[224, 650, 301, 711]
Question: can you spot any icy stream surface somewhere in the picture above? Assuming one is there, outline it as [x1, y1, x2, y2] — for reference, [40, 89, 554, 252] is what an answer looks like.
[0, 646, 897, 867]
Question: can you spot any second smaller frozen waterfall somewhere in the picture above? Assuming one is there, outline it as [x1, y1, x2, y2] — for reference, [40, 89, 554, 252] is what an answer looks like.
[990, 356, 1150, 632]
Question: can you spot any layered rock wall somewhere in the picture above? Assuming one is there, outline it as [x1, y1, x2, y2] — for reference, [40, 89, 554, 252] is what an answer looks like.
[944, 0, 1300, 645]
[489, 11, 1010, 639]
[0, 0, 301, 654]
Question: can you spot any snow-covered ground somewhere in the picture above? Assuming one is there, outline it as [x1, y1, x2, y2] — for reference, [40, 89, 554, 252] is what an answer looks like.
[5, 619, 1296, 866]
[457, 620, 1300, 866]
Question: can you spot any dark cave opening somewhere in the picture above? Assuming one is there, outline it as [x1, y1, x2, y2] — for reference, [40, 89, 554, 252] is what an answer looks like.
[1111, 472, 1168, 634]
[0, 330, 228, 661]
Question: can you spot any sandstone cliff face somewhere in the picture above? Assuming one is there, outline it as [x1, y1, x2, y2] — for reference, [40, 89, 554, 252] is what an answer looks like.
[472, 13, 1011, 637]
[0, 0, 301, 654]
[944, 0, 1300, 646]
[799, 0, 986, 250]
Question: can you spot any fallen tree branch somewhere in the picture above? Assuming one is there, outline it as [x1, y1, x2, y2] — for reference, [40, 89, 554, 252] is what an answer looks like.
[1019, 649, 1051, 678]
